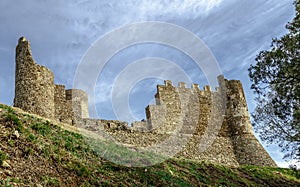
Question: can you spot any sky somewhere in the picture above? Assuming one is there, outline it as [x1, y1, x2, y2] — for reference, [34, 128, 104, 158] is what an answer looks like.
[0, 0, 297, 167]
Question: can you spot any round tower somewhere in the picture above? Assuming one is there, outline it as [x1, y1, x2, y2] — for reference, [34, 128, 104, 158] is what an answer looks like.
[225, 79, 276, 166]
[66, 89, 89, 119]
[14, 37, 55, 119]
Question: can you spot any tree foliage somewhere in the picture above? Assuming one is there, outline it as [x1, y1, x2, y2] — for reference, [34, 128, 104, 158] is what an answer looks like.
[248, 1, 300, 160]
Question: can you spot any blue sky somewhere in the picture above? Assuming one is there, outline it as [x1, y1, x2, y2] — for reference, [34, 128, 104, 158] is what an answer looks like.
[0, 0, 297, 167]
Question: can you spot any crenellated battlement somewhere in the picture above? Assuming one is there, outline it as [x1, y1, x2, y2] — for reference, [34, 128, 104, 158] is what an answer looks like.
[160, 80, 213, 92]
[13, 37, 277, 167]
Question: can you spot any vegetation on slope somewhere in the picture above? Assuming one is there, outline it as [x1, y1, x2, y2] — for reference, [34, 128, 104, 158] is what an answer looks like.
[0, 103, 299, 186]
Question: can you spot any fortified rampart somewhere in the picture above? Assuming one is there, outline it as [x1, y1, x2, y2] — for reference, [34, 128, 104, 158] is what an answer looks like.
[13, 37, 276, 167]
[14, 37, 88, 124]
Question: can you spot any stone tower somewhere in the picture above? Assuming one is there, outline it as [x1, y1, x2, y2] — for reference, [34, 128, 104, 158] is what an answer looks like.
[14, 37, 89, 123]
[225, 79, 276, 166]
[14, 37, 55, 119]
[145, 76, 276, 167]
[66, 89, 89, 119]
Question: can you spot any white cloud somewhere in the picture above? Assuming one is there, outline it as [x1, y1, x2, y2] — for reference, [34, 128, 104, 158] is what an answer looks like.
[277, 159, 300, 168]
[136, 0, 223, 19]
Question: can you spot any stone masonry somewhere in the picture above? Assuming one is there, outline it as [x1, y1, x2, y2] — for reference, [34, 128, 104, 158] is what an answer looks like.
[13, 37, 276, 167]
[14, 37, 89, 124]
[14, 37, 55, 119]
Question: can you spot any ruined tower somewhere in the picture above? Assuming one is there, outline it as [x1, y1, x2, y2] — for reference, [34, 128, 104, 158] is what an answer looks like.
[14, 37, 55, 119]
[14, 37, 89, 123]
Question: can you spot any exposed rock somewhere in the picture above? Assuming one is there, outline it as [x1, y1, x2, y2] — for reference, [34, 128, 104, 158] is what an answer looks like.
[2, 160, 11, 168]
[13, 130, 20, 138]
[4, 169, 12, 176]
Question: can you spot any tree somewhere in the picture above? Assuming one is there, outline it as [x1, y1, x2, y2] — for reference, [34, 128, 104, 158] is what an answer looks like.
[248, 0, 300, 161]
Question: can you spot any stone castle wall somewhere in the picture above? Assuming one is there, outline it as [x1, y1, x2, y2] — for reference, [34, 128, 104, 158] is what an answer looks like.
[54, 84, 73, 124]
[14, 37, 88, 123]
[74, 77, 276, 167]
[13, 37, 276, 167]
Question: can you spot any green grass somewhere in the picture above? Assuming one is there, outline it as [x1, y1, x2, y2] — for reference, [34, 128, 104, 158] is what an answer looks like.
[30, 121, 52, 136]
[7, 139, 15, 147]
[4, 113, 21, 126]
[0, 150, 8, 165]
[41, 175, 60, 186]
[0, 103, 299, 186]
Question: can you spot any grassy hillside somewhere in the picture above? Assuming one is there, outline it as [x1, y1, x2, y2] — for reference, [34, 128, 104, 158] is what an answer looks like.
[0, 103, 299, 187]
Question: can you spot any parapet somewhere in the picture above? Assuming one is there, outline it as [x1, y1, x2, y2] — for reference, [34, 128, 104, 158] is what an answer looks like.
[178, 82, 186, 88]
[192, 84, 199, 90]
[164, 80, 173, 87]
[204, 85, 211, 91]
[131, 121, 149, 132]
[160, 80, 213, 92]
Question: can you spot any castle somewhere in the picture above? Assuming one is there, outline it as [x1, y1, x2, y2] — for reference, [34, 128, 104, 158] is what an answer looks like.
[13, 37, 276, 167]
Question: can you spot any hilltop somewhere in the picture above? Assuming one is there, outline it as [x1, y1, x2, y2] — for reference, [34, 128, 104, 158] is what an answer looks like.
[0, 103, 299, 186]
